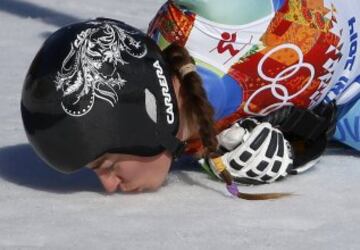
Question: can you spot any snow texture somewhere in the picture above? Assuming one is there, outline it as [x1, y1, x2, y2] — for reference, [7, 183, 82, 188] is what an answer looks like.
[0, 0, 360, 249]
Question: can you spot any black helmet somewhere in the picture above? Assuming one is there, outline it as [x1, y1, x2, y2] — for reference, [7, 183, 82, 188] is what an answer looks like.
[21, 18, 184, 173]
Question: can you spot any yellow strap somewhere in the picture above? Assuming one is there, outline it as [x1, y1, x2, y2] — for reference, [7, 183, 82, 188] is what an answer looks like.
[211, 157, 226, 173]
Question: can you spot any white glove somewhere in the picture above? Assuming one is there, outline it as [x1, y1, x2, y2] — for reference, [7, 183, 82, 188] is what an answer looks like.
[208, 118, 294, 184]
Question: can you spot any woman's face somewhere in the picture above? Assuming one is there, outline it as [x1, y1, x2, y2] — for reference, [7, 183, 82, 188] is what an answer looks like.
[89, 76, 187, 194]
[89, 152, 172, 193]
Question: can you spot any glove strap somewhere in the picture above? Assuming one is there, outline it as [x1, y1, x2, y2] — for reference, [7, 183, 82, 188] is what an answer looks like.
[280, 108, 326, 140]
[263, 102, 337, 168]
[263, 102, 336, 141]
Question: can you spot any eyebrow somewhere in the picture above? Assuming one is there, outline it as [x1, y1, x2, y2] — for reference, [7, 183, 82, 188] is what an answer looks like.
[88, 164, 101, 170]
[86, 158, 104, 170]
[88, 157, 117, 171]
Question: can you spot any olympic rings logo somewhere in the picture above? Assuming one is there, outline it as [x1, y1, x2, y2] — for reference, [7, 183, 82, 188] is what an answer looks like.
[244, 44, 316, 116]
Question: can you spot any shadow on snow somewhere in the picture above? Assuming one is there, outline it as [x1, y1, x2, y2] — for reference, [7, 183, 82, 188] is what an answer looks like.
[0, 144, 103, 193]
[0, 0, 82, 27]
[0, 144, 205, 194]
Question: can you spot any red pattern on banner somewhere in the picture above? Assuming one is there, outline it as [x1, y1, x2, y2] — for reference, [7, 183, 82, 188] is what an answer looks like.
[215, 1, 341, 133]
[148, 1, 341, 154]
[272, 18, 292, 36]
[148, 2, 195, 47]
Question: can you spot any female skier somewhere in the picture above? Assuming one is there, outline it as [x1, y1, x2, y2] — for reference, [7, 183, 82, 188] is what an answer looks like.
[21, 0, 360, 197]
[21, 17, 293, 199]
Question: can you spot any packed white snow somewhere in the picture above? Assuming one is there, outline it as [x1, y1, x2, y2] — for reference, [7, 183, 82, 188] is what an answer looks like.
[0, 0, 359, 249]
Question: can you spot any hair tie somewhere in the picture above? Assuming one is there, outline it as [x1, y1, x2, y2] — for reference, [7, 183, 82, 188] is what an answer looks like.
[178, 63, 197, 79]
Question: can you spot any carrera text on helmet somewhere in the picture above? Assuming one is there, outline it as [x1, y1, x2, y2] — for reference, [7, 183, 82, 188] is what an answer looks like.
[153, 60, 175, 124]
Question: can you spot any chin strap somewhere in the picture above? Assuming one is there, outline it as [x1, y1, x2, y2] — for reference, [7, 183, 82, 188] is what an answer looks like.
[156, 128, 186, 160]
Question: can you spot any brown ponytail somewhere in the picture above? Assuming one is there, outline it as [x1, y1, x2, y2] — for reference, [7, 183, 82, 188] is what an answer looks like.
[162, 43, 218, 157]
[162, 43, 291, 201]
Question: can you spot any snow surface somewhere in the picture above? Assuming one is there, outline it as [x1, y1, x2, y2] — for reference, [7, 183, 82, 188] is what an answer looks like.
[0, 0, 360, 249]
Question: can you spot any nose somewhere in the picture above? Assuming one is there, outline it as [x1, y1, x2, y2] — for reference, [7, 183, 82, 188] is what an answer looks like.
[95, 169, 123, 193]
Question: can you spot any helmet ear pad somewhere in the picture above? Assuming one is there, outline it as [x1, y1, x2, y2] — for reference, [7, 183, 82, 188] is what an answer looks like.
[21, 18, 181, 173]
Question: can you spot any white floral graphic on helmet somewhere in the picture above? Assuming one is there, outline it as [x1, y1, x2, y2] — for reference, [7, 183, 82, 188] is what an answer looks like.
[55, 20, 147, 117]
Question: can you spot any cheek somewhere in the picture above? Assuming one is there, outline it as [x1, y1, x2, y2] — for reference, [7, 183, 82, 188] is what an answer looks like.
[149, 177, 167, 191]
[112, 163, 144, 182]
[143, 165, 171, 190]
